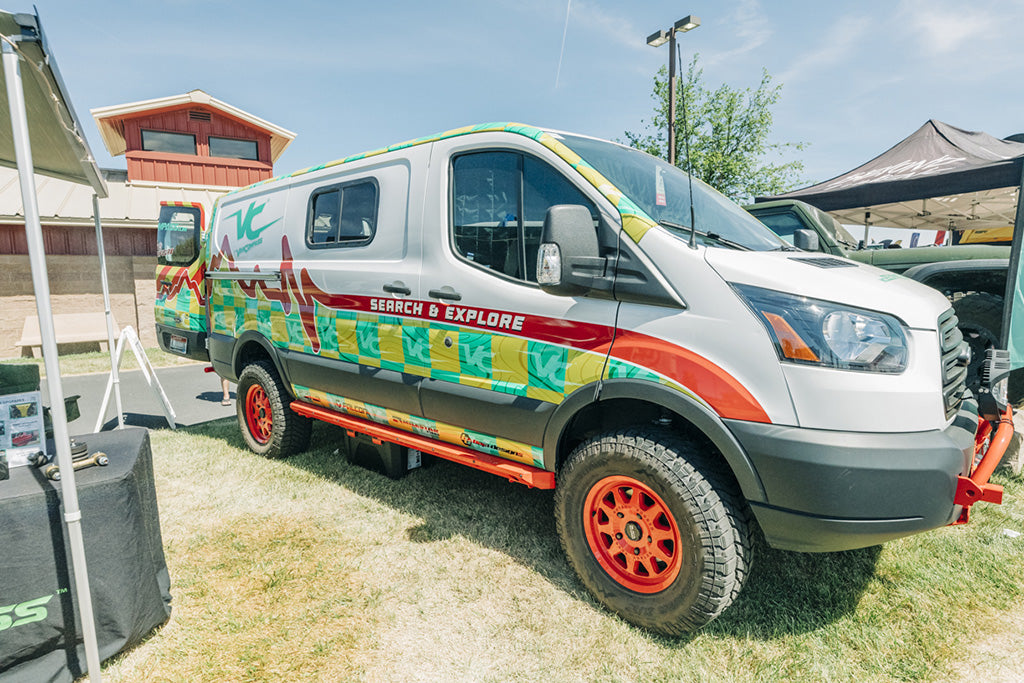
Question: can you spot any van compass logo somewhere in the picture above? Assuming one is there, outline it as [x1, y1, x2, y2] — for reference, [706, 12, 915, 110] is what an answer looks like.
[229, 200, 281, 256]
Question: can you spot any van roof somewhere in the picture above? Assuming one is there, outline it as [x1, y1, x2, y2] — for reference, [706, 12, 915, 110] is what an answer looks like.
[229, 122, 549, 196]
[223, 121, 658, 243]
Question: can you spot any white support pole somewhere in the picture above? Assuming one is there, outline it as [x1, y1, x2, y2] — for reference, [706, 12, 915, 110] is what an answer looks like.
[93, 193, 123, 429]
[2, 40, 102, 682]
[93, 331, 126, 434]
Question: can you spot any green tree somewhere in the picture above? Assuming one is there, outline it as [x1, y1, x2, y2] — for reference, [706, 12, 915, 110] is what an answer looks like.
[623, 56, 805, 204]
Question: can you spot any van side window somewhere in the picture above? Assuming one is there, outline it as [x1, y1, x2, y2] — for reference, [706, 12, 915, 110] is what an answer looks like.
[452, 151, 596, 283]
[307, 180, 379, 247]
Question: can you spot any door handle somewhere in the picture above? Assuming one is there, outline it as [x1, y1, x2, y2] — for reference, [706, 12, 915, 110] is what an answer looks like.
[383, 282, 411, 295]
[428, 287, 462, 301]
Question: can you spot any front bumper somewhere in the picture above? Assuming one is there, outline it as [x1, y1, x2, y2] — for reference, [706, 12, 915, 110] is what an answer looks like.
[725, 397, 1010, 552]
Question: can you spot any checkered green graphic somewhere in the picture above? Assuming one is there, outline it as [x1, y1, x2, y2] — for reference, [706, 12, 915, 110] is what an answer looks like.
[209, 281, 693, 406]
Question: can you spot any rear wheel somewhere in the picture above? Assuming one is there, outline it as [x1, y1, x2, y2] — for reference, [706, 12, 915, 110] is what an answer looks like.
[554, 428, 751, 635]
[236, 361, 311, 458]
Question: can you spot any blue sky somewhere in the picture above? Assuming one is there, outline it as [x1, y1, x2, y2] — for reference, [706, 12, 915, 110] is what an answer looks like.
[29, 0, 1024, 189]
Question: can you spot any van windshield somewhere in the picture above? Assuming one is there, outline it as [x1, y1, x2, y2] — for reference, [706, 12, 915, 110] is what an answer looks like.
[556, 133, 787, 251]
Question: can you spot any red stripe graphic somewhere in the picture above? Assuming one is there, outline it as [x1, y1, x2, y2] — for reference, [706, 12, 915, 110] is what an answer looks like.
[209, 236, 770, 423]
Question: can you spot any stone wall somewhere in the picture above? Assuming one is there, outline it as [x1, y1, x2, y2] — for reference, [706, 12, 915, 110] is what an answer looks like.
[0, 254, 158, 357]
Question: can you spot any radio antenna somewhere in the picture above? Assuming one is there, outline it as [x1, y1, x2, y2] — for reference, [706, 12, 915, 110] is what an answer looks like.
[679, 45, 698, 249]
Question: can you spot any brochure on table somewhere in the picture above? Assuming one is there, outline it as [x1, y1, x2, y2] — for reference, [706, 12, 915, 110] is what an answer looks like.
[0, 391, 45, 467]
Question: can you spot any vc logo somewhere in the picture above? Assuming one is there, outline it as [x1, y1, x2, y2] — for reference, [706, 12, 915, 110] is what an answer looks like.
[0, 594, 54, 631]
[228, 200, 281, 243]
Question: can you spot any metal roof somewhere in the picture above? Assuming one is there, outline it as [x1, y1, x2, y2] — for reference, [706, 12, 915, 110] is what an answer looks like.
[91, 89, 296, 163]
[0, 165, 228, 227]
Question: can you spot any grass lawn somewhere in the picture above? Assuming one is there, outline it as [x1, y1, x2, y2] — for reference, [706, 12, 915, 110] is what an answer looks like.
[3, 347, 199, 378]
[98, 419, 1024, 682]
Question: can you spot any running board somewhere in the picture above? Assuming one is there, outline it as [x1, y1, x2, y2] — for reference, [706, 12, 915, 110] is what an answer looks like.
[290, 401, 556, 489]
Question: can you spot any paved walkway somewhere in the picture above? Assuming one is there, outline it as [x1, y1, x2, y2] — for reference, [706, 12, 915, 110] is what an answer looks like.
[40, 364, 237, 434]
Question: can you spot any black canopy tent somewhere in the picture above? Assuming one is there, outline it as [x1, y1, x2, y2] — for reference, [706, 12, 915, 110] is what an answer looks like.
[757, 119, 1024, 366]
[759, 119, 1024, 233]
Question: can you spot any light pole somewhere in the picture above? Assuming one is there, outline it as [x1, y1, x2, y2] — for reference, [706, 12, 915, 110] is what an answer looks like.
[647, 15, 700, 166]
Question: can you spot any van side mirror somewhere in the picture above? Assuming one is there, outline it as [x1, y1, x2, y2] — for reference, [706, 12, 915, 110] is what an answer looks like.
[794, 229, 819, 252]
[537, 205, 604, 297]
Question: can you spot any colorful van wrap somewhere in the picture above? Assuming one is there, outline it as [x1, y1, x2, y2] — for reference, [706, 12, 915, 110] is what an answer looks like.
[155, 201, 207, 333]
[230, 122, 660, 245]
[293, 385, 545, 468]
[208, 236, 770, 428]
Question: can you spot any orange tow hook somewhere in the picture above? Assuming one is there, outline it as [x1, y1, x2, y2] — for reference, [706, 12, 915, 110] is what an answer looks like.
[952, 406, 1014, 523]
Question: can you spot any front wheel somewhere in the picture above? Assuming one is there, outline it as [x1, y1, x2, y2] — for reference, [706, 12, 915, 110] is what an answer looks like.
[236, 361, 311, 458]
[953, 292, 1003, 396]
[554, 429, 751, 635]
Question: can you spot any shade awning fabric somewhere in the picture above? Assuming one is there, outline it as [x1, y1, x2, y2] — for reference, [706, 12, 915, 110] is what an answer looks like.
[758, 120, 1024, 232]
[0, 12, 106, 197]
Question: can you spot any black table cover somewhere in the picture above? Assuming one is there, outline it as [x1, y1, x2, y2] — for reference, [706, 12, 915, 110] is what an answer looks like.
[0, 427, 171, 681]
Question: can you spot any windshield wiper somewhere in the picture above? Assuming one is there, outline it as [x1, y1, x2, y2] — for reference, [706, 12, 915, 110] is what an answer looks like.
[657, 221, 750, 250]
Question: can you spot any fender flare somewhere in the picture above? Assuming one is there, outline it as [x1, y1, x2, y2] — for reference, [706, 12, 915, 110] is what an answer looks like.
[211, 330, 289, 391]
[901, 258, 1008, 285]
[542, 378, 767, 503]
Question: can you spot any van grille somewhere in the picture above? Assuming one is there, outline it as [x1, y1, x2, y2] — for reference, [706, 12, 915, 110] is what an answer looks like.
[938, 308, 967, 419]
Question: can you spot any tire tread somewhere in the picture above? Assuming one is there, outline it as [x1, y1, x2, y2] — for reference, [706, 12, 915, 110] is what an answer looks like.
[554, 427, 751, 635]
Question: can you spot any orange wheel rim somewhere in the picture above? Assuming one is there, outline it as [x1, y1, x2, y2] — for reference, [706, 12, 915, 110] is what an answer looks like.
[583, 475, 682, 593]
[245, 384, 272, 444]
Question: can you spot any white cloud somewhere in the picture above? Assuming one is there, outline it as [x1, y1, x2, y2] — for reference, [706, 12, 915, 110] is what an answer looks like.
[702, 0, 773, 66]
[776, 14, 872, 84]
[896, 0, 998, 55]
[570, 0, 646, 52]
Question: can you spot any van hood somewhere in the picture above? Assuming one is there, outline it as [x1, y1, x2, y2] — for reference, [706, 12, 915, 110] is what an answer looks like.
[703, 248, 950, 329]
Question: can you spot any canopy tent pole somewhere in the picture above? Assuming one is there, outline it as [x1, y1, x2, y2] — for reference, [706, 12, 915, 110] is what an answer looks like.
[92, 194, 124, 428]
[862, 211, 871, 247]
[1000, 164, 1024, 363]
[2, 39, 102, 682]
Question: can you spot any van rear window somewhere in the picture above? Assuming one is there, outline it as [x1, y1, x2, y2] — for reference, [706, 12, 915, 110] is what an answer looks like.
[307, 180, 379, 247]
[157, 205, 202, 266]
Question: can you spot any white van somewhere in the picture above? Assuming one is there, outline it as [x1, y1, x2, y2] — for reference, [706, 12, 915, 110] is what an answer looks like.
[155, 122, 1013, 634]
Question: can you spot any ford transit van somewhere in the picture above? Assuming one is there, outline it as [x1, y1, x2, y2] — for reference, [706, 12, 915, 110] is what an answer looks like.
[155, 123, 1013, 634]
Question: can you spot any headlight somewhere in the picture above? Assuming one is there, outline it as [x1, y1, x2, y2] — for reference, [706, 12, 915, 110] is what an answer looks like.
[733, 284, 908, 373]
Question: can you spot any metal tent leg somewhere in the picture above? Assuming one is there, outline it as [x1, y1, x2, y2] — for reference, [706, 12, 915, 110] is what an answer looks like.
[2, 39, 102, 682]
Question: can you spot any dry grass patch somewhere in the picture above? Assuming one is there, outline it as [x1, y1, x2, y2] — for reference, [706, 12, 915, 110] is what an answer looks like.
[127, 517, 379, 681]
[98, 419, 1024, 682]
[6, 346, 199, 377]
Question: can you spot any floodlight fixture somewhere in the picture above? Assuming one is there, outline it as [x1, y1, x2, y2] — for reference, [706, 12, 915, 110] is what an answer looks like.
[645, 15, 701, 165]
[646, 30, 669, 47]
[675, 15, 701, 32]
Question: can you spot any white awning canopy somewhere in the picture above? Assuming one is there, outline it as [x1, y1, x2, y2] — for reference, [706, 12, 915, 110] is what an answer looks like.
[0, 12, 105, 196]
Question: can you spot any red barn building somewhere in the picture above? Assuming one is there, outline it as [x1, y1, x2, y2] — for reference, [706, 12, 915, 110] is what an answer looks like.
[0, 90, 294, 355]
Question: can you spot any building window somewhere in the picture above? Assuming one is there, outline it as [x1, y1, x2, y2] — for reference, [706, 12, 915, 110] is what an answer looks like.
[307, 180, 378, 247]
[209, 136, 259, 161]
[141, 129, 197, 155]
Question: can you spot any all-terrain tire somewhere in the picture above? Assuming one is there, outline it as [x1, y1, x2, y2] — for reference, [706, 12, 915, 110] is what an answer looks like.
[236, 361, 312, 458]
[554, 428, 751, 635]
